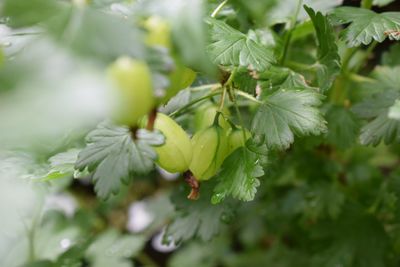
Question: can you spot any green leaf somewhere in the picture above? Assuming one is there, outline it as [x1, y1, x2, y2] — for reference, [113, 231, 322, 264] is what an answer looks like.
[354, 91, 400, 145]
[3, 0, 145, 62]
[22, 260, 55, 267]
[291, 20, 315, 41]
[352, 66, 400, 145]
[48, 149, 80, 174]
[373, 0, 396, 7]
[86, 229, 146, 267]
[168, 237, 229, 267]
[48, 7, 145, 62]
[2, 0, 64, 28]
[141, 0, 213, 75]
[267, 0, 343, 25]
[206, 18, 275, 72]
[159, 88, 191, 114]
[230, 1, 276, 24]
[0, 155, 45, 267]
[388, 99, 400, 120]
[247, 28, 278, 48]
[54, 239, 92, 267]
[325, 105, 360, 149]
[75, 122, 164, 199]
[34, 214, 82, 262]
[230, 243, 311, 267]
[233, 71, 258, 95]
[371, 65, 400, 90]
[382, 44, 400, 66]
[246, 135, 269, 158]
[169, 0, 211, 74]
[311, 205, 389, 267]
[165, 182, 234, 243]
[304, 6, 341, 91]
[212, 146, 263, 204]
[330, 7, 400, 46]
[41, 149, 85, 181]
[251, 89, 327, 150]
[142, 192, 175, 232]
[304, 182, 345, 220]
[258, 66, 314, 93]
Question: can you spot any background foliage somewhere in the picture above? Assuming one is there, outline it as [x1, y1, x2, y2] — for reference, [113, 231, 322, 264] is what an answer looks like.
[1, 0, 400, 266]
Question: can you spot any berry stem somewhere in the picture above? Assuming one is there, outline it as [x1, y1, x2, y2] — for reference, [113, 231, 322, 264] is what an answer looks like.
[169, 90, 222, 118]
[219, 87, 227, 111]
[227, 118, 238, 130]
[213, 111, 222, 127]
[235, 90, 262, 104]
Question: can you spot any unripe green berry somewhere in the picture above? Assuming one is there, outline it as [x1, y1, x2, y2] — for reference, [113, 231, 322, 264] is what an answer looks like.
[108, 57, 154, 127]
[194, 102, 230, 131]
[143, 16, 196, 105]
[144, 16, 171, 49]
[143, 113, 192, 173]
[227, 127, 251, 155]
[189, 122, 229, 181]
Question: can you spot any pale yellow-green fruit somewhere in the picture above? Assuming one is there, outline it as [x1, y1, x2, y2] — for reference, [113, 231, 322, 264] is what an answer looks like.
[228, 127, 251, 155]
[144, 113, 193, 173]
[143, 16, 171, 49]
[189, 124, 229, 181]
[143, 16, 196, 104]
[108, 57, 154, 126]
[194, 102, 230, 131]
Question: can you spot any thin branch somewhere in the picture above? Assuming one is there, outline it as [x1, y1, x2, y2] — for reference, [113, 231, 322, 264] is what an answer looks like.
[190, 83, 220, 92]
[280, 0, 303, 65]
[169, 90, 222, 118]
[236, 90, 262, 104]
[211, 0, 228, 18]
[232, 90, 249, 143]
[347, 73, 377, 84]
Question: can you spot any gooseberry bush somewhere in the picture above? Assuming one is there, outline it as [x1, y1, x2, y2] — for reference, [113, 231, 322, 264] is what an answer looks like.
[1, 0, 400, 266]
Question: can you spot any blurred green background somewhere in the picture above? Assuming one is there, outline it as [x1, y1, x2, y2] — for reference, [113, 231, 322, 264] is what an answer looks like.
[1, 0, 400, 267]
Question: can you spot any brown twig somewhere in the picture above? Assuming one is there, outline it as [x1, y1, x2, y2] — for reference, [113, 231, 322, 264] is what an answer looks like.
[183, 170, 200, 200]
[146, 108, 158, 131]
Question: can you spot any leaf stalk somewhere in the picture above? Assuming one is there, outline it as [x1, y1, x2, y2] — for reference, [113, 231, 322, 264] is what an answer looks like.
[169, 90, 222, 118]
[211, 0, 229, 18]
